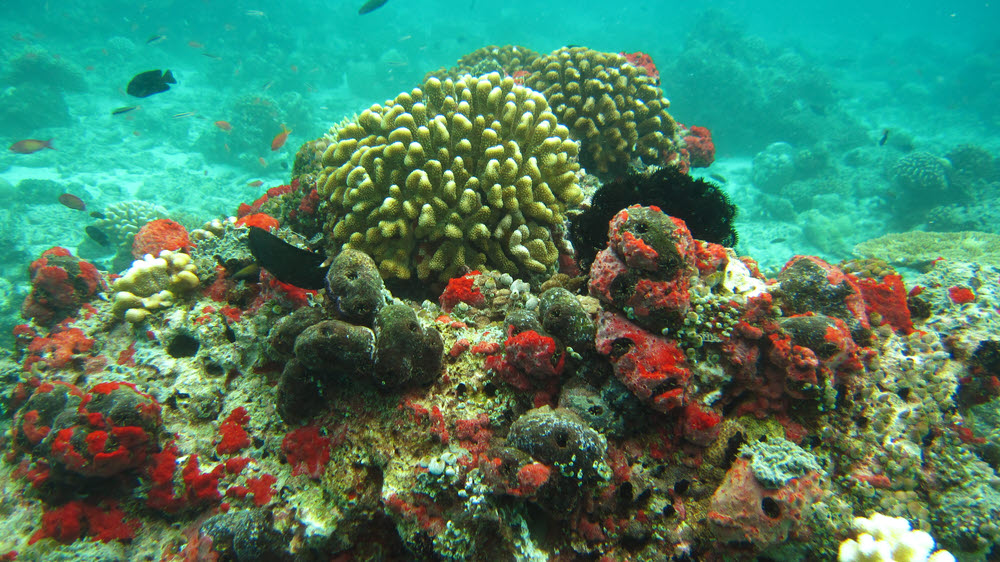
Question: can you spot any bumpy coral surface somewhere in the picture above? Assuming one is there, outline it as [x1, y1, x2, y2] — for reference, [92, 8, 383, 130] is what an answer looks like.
[111, 250, 200, 323]
[131, 219, 191, 259]
[428, 44, 541, 81]
[12, 381, 161, 479]
[21, 247, 103, 327]
[524, 46, 682, 176]
[317, 71, 583, 282]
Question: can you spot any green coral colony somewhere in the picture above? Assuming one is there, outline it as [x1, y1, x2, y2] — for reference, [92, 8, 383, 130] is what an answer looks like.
[7, 44, 995, 562]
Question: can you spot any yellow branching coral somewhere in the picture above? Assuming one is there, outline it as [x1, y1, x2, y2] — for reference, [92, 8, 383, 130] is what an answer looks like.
[317, 72, 583, 282]
[525, 46, 680, 176]
[427, 45, 540, 81]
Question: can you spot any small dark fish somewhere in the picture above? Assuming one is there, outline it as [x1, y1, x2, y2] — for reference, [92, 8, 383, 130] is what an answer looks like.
[878, 129, 890, 146]
[708, 173, 727, 184]
[246, 226, 326, 289]
[770, 237, 787, 244]
[146, 34, 166, 45]
[220, 315, 237, 342]
[126, 69, 176, 98]
[112, 105, 139, 115]
[58, 193, 86, 211]
[86, 226, 110, 246]
[202, 52, 222, 60]
[358, 0, 389, 14]
[90, 211, 106, 219]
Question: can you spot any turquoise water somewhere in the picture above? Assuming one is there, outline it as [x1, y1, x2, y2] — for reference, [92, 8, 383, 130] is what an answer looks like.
[1, 1, 999, 560]
[1, 1, 995, 279]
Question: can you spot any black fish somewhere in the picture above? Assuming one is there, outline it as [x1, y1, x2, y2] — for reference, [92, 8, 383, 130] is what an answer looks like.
[359, 0, 389, 14]
[878, 129, 890, 146]
[127, 69, 176, 98]
[146, 34, 166, 45]
[247, 226, 326, 289]
[112, 105, 138, 115]
[85, 226, 110, 247]
[90, 211, 106, 219]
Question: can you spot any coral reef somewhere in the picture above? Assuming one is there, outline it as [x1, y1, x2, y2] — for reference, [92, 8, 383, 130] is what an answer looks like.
[0, 50, 82, 136]
[945, 144, 996, 195]
[891, 152, 953, 216]
[110, 250, 200, 323]
[4, 50, 86, 93]
[7, 41, 1000, 562]
[21, 247, 103, 327]
[570, 166, 738, 270]
[372, 303, 444, 389]
[524, 46, 681, 176]
[707, 456, 826, 550]
[839, 513, 955, 562]
[198, 92, 313, 167]
[740, 436, 821, 489]
[428, 45, 541, 81]
[661, 10, 867, 153]
[132, 219, 191, 259]
[8, 191, 998, 560]
[316, 71, 583, 283]
[12, 381, 161, 479]
[0, 85, 72, 137]
[89, 200, 170, 272]
[752, 141, 799, 193]
[325, 248, 388, 325]
[854, 230, 1000, 269]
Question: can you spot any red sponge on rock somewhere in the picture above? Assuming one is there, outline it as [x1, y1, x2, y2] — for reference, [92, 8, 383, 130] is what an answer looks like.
[132, 219, 190, 258]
